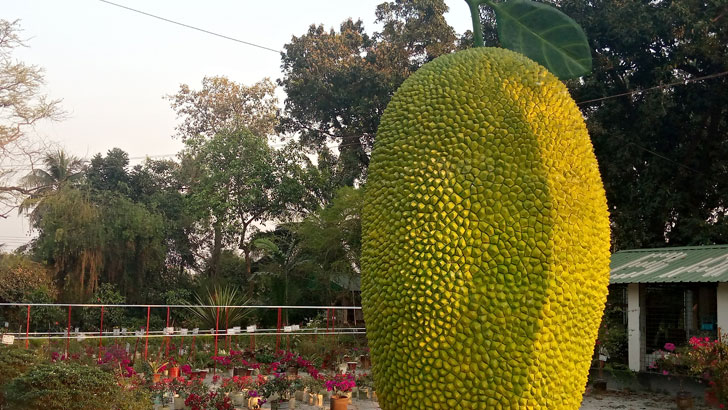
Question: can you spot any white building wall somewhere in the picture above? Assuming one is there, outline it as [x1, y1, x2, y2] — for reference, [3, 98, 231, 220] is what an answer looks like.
[718, 282, 728, 339]
[627, 283, 642, 371]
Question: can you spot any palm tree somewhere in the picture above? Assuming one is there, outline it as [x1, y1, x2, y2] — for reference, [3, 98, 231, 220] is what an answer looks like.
[19, 150, 85, 216]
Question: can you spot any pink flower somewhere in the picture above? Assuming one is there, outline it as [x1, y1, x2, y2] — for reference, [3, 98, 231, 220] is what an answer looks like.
[664, 343, 676, 352]
[663, 370, 669, 376]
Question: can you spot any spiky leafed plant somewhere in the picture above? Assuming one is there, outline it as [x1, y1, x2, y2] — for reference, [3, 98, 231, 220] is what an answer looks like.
[185, 285, 251, 330]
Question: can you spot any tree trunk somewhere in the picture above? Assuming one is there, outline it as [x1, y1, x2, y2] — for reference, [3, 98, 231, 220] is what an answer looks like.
[210, 222, 223, 278]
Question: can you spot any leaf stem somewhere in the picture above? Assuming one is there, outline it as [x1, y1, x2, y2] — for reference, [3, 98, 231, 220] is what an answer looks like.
[464, 0, 491, 47]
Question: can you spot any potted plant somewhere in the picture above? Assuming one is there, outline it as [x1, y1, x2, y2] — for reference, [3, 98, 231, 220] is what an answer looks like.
[325, 373, 355, 410]
[654, 342, 694, 409]
[191, 351, 212, 379]
[682, 334, 728, 408]
[355, 373, 374, 399]
[147, 358, 169, 384]
[302, 375, 325, 406]
[260, 373, 303, 410]
[184, 391, 233, 410]
[212, 353, 234, 376]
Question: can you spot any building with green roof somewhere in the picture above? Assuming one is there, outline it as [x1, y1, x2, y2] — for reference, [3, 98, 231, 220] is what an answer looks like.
[609, 245, 728, 371]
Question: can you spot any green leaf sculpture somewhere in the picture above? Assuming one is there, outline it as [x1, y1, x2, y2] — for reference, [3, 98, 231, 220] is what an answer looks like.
[467, 0, 592, 79]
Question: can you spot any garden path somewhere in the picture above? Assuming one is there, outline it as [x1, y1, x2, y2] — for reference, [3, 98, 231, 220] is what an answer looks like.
[242, 390, 713, 409]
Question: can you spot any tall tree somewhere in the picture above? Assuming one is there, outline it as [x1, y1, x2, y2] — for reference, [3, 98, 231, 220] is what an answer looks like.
[168, 76, 280, 274]
[167, 76, 278, 143]
[296, 187, 363, 306]
[278, 0, 459, 186]
[129, 159, 197, 277]
[187, 129, 313, 279]
[86, 148, 131, 194]
[0, 20, 63, 216]
[552, 0, 728, 248]
[19, 150, 84, 217]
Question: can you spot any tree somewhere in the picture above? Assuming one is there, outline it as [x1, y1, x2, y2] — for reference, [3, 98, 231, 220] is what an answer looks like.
[19, 150, 85, 216]
[187, 129, 313, 279]
[167, 76, 278, 143]
[129, 159, 197, 277]
[278, 0, 459, 185]
[86, 148, 131, 194]
[296, 187, 363, 306]
[0, 19, 63, 216]
[0, 20, 62, 152]
[169, 76, 280, 275]
[551, 0, 728, 248]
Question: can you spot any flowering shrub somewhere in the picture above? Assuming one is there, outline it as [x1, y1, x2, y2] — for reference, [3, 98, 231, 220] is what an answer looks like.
[212, 355, 233, 369]
[259, 372, 303, 403]
[325, 373, 355, 397]
[684, 335, 728, 407]
[184, 391, 233, 410]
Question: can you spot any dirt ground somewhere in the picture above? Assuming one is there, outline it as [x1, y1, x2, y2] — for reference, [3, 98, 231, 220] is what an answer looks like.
[580, 389, 711, 410]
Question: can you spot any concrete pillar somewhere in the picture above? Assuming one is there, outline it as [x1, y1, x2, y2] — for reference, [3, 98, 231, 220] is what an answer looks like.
[718, 282, 728, 340]
[627, 283, 642, 371]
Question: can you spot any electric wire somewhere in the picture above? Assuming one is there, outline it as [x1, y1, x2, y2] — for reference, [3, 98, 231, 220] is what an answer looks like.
[576, 71, 728, 105]
[97, 0, 282, 54]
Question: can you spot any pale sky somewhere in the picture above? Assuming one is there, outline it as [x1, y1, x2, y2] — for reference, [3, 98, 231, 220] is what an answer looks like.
[0, 0, 472, 248]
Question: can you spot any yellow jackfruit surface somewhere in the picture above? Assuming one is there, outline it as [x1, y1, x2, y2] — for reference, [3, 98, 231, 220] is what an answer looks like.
[361, 47, 610, 409]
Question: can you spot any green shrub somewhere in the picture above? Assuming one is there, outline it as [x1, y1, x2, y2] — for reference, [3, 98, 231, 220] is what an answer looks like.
[3, 361, 121, 410]
[0, 345, 38, 405]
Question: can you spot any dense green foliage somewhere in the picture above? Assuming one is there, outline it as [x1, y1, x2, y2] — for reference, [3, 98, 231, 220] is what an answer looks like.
[3, 362, 122, 410]
[0, 346, 38, 406]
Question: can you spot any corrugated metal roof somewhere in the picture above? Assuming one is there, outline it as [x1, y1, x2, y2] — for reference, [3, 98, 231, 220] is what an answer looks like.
[610, 245, 728, 284]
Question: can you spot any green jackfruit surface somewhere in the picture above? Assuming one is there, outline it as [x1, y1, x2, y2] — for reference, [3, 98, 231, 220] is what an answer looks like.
[361, 47, 610, 409]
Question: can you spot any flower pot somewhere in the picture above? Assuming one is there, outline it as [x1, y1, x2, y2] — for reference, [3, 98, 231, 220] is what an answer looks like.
[287, 367, 299, 377]
[675, 391, 694, 409]
[152, 373, 162, 383]
[330, 396, 349, 410]
[168, 366, 181, 378]
[315, 394, 324, 406]
[173, 395, 186, 409]
[346, 362, 357, 372]
[295, 390, 305, 401]
[232, 392, 246, 406]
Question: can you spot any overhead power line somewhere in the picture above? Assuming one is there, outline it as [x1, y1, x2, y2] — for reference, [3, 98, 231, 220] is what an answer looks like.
[97, 0, 282, 54]
[576, 71, 728, 105]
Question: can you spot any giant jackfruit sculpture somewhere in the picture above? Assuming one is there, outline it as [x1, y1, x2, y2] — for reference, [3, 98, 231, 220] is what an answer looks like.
[361, 1, 611, 408]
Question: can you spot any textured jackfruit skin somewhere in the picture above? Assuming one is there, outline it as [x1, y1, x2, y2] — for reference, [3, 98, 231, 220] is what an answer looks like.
[361, 47, 610, 409]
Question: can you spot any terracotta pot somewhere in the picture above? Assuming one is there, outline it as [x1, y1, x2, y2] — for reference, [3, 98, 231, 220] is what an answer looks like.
[152, 373, 162, 383]
[168, 366, 180, 378]
[676, 391, 694, 409]
[287, 367, 299, 376]
[330, 396, 348, 410]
